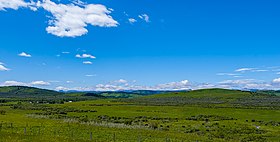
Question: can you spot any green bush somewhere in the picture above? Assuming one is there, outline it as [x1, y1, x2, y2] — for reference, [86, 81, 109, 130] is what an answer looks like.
[0, 110, 6, 115]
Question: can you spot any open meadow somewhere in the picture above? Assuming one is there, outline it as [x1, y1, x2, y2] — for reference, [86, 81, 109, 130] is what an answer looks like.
[0, 87, 280, 141]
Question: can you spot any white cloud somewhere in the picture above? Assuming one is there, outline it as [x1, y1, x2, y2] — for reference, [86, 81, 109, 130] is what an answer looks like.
[72, 0, 85, 6]
[0, 63, 9, 71]
[3, 81, 28, 86]
[252, 69, 269, 72]
[49, 80, 60, 83]
[0, 0, 28, 10]
[30, 81, 50, 86]
[244, 83, 272, 89]
[66, 81, 74, 83]
[63, 80, 191, 91]
[37, 0, 118, 37]
[76, 54, 96, 59]
[116, 79, 127, 84]
[83, 61, 92, 64]
[128, 18, 136, 24]
[62, 51, 70, 54]
[216, 79, 277, 90]
[85, 74, 96, 77]
[217, 73, 239, 76]
[55, 86, 70, 91]
[219, 79, 256, 85]
[138, 14, 150, 22]
[235, 68, 255, 72]
[234, 68, 268, 73]
[180, 80, 189, 85]
[154, 80, 191, 90]
[0, 0, 118, 37]
[18, 52, 32, 57]
[272, 78, 280, 83]
[1, 80, 50, 87]
[53, 77, 280, 92]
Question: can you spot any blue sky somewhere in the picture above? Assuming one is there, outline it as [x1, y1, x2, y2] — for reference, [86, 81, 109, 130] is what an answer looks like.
[1, 0, 280, 91]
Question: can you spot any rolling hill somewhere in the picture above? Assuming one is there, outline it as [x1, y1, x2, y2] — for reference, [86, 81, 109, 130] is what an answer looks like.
[0, 86, 61, 96]
[123, 88, 280, 108]
[0, 86, 102, 103]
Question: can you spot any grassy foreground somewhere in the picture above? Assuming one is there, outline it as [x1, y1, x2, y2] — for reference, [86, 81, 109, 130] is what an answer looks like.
[0, 88, 280, 141]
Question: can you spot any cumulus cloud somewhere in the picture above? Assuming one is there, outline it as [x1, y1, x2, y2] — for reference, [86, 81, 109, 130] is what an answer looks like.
[139, 14, 150, 22]
[154, 80, 190, 90]
[0, 0, 118, 37]
[181, 80, 189, 85]
[76, 54, 96, 59]
[37, 0, 118, 37]
[3, 81, 28, 86]
[115, 79, 128, 84]
[55, 86, 70, 91]
[18, 52, 32, 57]
[272, 78, 280, 83]
[0, 62, 10, 71]
[83, 61, 92, 64]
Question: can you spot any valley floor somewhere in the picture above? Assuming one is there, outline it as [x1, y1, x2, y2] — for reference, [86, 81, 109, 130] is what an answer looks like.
[0, 89, 280, 141]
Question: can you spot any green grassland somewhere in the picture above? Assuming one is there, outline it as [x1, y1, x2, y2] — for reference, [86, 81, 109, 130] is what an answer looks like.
[0, 87, 280, 141]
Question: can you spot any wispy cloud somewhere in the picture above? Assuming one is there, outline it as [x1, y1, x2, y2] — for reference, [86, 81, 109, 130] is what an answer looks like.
[138, 14, 150, 22]
[83, 61, 92, 64]
[252, 69, 269, 72]
[76, 54, 96, 59]
[66, 81, 74, 83]
[235, 68, 269, 73]
[128, 18, 137, 24]
[235, 68, 256, 72]
[18, 52, 31, 57]
[0, 62, 10, 71]
[216, 73, 240, 76]
[85, 74, 96, 77]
